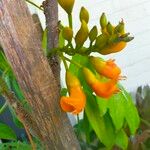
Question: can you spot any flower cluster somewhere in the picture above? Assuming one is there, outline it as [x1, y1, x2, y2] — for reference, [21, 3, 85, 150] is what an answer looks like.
[56, 0, 132, 114]
[60, 56, 124, 114]
[83, 57, 121, 99]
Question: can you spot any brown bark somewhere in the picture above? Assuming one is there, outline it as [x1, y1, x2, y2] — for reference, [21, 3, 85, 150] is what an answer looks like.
[0, 0, 80, 149]
[32, 14, 43, 41]
[43, 0, 60, 88]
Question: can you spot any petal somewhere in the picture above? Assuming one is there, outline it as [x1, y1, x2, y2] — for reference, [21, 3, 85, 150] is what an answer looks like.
[60, 96, 86, 114]
[92, 81, 119, 99]
[70, 86, 86, 100]
[60, 97, 75, 112]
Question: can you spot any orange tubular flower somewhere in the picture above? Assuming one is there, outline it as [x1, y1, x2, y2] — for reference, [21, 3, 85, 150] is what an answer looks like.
[99, 41, 126, 55]
[60, 71, 86, 114]
[83, 68, 120, 99]
[90, 56, 121, 80]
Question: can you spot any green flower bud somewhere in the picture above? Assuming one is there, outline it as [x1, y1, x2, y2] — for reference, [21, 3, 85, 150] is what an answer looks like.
[100, 13, 107, 29]
[120, 33, 130, 38]
[95, 34, 108, 49]
[57, 0, 75, 15]
[75, 20, 89, 48]
[121, 36, 134, 42]
[106, 22, 114, 35]
[89, 26, 98, 42]
[108, 34, 120, 44]
[114, 20, 125, 34]
[62, 27, 73, 41]
[80, 7, 89, 23]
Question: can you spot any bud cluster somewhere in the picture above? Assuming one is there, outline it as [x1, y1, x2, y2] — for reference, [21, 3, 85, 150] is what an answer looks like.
[55, 0, 133, 56]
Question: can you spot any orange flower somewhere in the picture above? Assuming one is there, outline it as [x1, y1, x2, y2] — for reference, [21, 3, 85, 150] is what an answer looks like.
[99, 41, 126, 55]
[83, 68, 120, 98]
[60, 71, 86, 114]
[90, 56, 121, 80]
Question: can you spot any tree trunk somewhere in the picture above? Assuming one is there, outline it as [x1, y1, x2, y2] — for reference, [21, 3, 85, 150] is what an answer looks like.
[0, 0, 80, 149]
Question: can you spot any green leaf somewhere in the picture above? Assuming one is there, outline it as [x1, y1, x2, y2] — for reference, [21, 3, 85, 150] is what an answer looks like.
[60, 88, 68, 96]
[9, 75, 25, 101]
[69, 54, 94, 93]
[85, 92, 116, 148]
[69, 55, 116, 147]
[108, 93, 126, 131]
[96, 97, 108, 117]
[68, 54, 139, 148]
[121, 89, 140, 135]
[0, 141, 31, 150]
[69, 54, 89, 76]
[115, 129, 128, 150]
[0, 51, 9, 70]
[13, 116, 24, 128]
[11, 109, 24, 128]
[0, 123, 17, 140]
[81, 112, 93, 143]
[59, 27, 65, 48]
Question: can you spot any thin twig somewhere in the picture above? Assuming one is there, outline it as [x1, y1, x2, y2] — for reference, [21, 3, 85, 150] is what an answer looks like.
[141, 118, 150, 127]
[26, 0, 43, 11]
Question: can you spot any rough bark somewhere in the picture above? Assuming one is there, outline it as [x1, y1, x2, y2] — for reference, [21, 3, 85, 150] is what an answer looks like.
[0, 0, 80, 149]
[43, 0, 60, 88]
[32, 14, 43, 41]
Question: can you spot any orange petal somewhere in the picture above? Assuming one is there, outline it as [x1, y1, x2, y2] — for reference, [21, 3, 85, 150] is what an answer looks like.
[99, 41, 127, 55]
[106, 59, 116, 66]
[91, 80, 119, 98]
[100, 60, 121, 79]
[60, 95, 86, 114]
[60, 97, 75, 112]
[70, 86, 86, 99]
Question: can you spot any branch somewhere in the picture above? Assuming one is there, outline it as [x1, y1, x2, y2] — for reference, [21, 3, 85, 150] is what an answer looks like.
[43, 0, 60, 88]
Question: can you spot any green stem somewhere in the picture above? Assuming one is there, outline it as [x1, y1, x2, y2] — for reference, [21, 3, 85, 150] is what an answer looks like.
[89, 41, 93, 48]
[141, 118, 150, 127]
[63, 56, 83, 68]
[0, 101, 8, 114]
[68, 42, 74, 49]
[68, 14, 73, 28]
[47, 48, 60, 57]
[60, 53, 68, 70]
[26, 0, 43, 11]
[77, 114, 80, 124]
